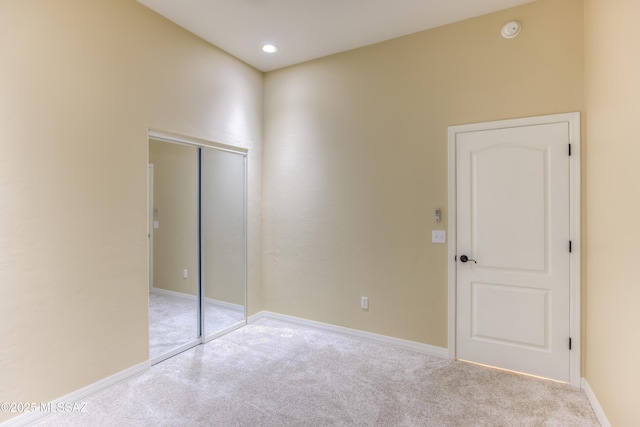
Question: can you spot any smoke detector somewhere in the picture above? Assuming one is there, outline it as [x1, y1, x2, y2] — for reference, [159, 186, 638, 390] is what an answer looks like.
[501, 21, 521, 39]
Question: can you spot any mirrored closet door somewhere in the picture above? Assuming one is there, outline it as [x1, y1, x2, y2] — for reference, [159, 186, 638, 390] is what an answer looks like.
[148, 140, 200, 362]
[202, 148, 247, 341]
[148, 135, 247, 364]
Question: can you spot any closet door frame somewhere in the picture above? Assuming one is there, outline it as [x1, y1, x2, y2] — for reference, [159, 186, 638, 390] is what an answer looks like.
[148, 130, 248, 363]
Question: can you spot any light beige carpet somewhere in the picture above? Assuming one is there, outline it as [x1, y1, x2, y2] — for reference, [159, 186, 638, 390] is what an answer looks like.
[35, 318, 599, 426]
[149, 292, 245, 358]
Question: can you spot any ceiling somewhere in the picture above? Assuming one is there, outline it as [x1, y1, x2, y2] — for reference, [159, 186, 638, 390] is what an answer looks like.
[136, 0, 536, 72]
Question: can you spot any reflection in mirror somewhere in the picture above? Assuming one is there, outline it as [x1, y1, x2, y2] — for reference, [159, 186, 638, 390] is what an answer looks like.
[148, 140, 200, 359]
[202, 148, 247, 339]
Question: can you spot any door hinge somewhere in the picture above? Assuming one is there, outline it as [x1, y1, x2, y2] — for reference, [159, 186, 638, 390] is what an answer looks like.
[569, 337, 572, 350]
[568, 144, 572, 156]
[569, 241, 572, 253]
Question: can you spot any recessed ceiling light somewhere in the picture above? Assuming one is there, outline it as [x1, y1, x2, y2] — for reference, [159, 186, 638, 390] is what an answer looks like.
[262, 44, 278, 53]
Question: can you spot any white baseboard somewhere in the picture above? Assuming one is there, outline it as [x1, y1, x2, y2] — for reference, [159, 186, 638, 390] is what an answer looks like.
[150, 288, 244, 312]
[207, 298, 244, 313]
[151, 287, 197, 300]
[581, 378, 610, 427]
[249, 311, 449, 359]
[1, 361, 149, 427]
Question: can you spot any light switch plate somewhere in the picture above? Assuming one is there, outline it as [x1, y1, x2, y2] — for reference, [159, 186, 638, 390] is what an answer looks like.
[432, 230, 446, 244]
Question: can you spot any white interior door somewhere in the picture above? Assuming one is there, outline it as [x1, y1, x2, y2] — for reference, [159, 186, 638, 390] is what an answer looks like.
[454, 119, 573, 382]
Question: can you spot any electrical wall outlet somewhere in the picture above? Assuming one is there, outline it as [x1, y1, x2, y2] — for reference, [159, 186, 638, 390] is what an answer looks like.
[183, 269, 188, 279]
[361, 296, 369, 310]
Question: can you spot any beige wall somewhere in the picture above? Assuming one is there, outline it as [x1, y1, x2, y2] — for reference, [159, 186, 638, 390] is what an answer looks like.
[0, 0, 262, 421]
[149, 140, 199, 296]
[584, 0, 640, 425]
[263, 0, 584, 347]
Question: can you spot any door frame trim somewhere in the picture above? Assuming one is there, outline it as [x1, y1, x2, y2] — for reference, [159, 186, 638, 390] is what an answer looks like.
[147, 130, 249, 363]
[148, 163, 154, 292]
[447, 112, 581, 387]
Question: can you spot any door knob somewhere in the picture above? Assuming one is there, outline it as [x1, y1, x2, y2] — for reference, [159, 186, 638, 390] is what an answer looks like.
[459, 255, 477, 264]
